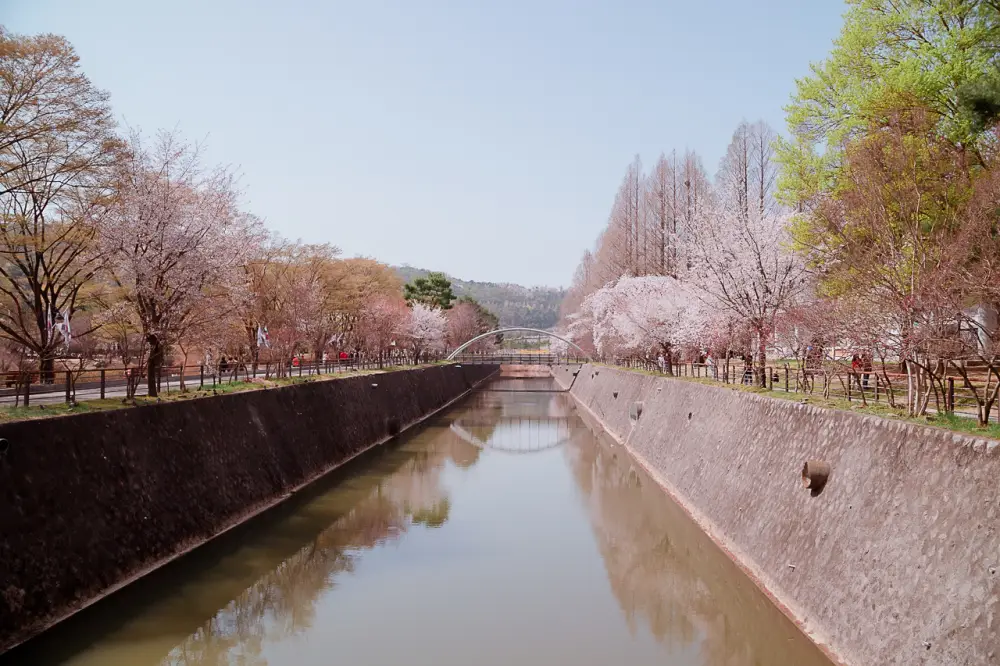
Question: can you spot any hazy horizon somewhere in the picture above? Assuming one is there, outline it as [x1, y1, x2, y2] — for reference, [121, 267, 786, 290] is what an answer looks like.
[4, 0, 846, 288]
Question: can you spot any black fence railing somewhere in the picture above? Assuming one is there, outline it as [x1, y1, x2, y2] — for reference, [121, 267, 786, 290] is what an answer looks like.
[609, 357, 1000, 424]
[0, 353, 448, 407]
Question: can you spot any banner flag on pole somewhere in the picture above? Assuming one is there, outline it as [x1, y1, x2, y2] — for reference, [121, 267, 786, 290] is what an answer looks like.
[59, 308, 72, 345]
[257, 324, 271, 349]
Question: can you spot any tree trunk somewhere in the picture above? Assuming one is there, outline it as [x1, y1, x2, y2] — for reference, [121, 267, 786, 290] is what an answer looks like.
[662, 343, 673, 376]
[40, 356, 55, 385]
[983, 366, 1000, 426]
[178, 348, 190, 391]
[756, 333, 767, 388]
[905, 360, 913, 415]
[147, 335, 163, 398]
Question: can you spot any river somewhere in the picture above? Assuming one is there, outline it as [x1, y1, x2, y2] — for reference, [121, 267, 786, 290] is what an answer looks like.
[6, 377, 832, 666]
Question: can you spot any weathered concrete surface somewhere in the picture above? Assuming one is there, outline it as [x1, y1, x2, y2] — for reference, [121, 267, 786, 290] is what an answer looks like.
[567, 364, 1000, 666]
[0, 364, 497, 653]
[551, 364, 579, 390]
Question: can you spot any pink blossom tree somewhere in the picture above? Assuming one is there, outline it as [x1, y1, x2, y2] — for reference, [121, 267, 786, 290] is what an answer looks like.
[576, 275, 708, 370]
[257, 253, 326, 377]
[399, 303, 446, 363]
[445, 301, 482, 351]
[357, 296, 408, 368]
[445, 299, 498, 353]
[100, 129, 263, 397]
[681, 120, 807, 385]
[683, 206, 806, 384]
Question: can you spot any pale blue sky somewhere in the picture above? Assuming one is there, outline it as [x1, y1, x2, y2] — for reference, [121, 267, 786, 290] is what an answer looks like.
[3, 0, 845, 287]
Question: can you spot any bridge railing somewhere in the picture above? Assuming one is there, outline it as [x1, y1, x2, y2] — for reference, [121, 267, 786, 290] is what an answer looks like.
[451, 353, 587, 366]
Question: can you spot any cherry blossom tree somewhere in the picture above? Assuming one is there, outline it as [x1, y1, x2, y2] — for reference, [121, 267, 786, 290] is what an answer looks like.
[576, 275, 708, 370]
[680, 122, 805, 384]
[564, 309, 597, 357]
[683, 206, 806, 384]
[400, 303, 446, 363]
[445, 298, 498, 353]
[446, 302, 482, 351]
[100, 129, 263, 397]
[256, 253, 326, 377]
[357, 296, 408, 368]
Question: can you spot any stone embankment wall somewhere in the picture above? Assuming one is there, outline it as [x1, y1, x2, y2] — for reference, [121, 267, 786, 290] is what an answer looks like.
[0, 364, 496, 653]
[565, 364, 999, 666]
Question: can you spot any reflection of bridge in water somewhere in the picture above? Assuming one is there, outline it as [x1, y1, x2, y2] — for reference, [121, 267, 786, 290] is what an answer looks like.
[450, 416, 575, 454]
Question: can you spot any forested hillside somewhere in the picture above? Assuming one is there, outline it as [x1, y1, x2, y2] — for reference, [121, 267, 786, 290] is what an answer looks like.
[394, 266, 564, 329]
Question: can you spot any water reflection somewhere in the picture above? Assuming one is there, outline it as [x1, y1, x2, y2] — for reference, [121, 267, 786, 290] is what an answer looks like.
[162, 490, 409, 666]
[564, 427, 832, 665]
[11, 380, 830, 666]
[158, 427, 491, 666]
[451, 379, 576, 454]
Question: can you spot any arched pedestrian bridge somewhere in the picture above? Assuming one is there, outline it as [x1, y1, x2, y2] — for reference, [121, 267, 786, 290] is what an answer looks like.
[447, 327, 591, 365]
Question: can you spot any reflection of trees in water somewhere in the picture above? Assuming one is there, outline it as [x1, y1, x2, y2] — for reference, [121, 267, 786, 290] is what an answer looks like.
[161, 433, 481, 666]
[411, 498, 450, 528]
[564, 438, 831, 666]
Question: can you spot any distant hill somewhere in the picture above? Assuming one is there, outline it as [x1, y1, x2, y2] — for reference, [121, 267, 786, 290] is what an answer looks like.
[394, 266, 565, 329]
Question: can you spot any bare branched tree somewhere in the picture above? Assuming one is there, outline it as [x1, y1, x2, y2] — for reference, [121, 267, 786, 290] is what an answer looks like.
[0, 28, 119, 381]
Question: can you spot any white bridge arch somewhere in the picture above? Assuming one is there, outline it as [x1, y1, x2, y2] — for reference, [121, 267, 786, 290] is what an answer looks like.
[446, 327, 592, 361]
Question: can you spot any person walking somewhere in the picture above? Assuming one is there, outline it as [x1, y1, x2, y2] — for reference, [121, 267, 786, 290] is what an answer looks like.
[862, 352, 873, 390]
[706, 353, 717, 380]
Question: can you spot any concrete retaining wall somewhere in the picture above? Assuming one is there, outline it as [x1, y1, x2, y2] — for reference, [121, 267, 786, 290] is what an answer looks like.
[567, 364, 1000, 666]
[0, 364, 497, 652]
[551, 364, 580, 390]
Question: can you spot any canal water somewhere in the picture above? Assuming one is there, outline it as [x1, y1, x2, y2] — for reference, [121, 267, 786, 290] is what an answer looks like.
[8, 377, 832, 666]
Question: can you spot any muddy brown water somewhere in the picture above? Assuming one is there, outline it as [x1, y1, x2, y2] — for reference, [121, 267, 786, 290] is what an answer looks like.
[5, 377, 833, 666]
